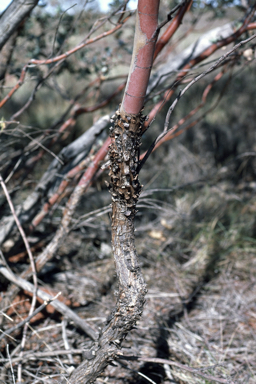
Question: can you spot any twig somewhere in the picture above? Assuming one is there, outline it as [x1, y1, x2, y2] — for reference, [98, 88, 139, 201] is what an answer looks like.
[0, 349, 84, 366]
[117, 358, 158, 384]
[62, 319, 74, 365]
[0, 174, 38, 292]
[0, 293, 61, 342]
[6, 344, 16, 384]
[153, 0, 192, 58]
[139, 33, 256, 169]
[139, 65, 230, 162]
[0, 173, 37, 294]
[163, 33, 256, 132]
[0, 12, 131, 110]
[144, 5, 256, 132]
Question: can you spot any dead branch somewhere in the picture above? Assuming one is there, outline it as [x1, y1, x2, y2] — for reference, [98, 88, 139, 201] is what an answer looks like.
[19, 138, 110, 282]
[0, 115, 109, 246]
[0, 11, 131, 110]
[0, 0, 39, 51]
[0, 264, 97, 340]
[146, 11, 256, 121]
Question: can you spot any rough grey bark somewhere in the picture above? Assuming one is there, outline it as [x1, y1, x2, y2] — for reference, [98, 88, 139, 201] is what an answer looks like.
[67, 109, 147, 384]
[0, 0, 39, 51]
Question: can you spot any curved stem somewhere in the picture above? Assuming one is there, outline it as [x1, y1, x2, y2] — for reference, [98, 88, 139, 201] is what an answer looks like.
[68, 1, 160, 382]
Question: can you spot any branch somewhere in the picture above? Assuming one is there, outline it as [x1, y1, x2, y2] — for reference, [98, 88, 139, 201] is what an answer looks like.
[163, 32, 256, 131]
[139, 33, 256, 168]
[25, 138, 110, 278]
[0, 13, 131, 110]
[0, 115, 109, 246]
[68, 1, 160, 382]
[147, 67, 229, 154]
[144, 3, 256, 131]
[153, 0, 192, 60]
[0, 0, 39, 51]
[0, 264, 97, 340]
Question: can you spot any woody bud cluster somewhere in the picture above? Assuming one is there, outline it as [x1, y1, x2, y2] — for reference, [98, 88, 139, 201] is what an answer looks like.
[108, 108, 145, 216]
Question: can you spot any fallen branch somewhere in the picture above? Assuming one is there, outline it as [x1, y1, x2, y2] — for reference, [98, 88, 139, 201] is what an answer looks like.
[0, 115, 110, 246]
[0, 0, 39, 50]
[0, 264, 97, 340]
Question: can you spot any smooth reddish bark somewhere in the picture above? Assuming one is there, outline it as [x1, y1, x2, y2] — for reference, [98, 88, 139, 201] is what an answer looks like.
[120, 0, 160, 116]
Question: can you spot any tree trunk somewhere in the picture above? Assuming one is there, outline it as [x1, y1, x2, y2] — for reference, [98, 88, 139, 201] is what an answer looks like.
[68, 1, 160, 382]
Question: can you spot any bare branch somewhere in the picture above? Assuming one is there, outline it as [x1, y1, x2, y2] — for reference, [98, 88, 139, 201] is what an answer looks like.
[163, 32, 256, 132]
[139, 32, 256, 169]
[0, 0, 39, 51]
[0, 265, 97, 340]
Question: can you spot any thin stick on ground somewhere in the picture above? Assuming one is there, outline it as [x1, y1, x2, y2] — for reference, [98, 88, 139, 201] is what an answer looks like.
[6, 344, 15, 384]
